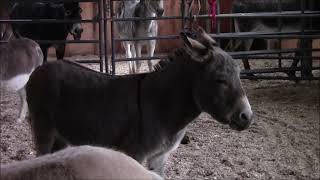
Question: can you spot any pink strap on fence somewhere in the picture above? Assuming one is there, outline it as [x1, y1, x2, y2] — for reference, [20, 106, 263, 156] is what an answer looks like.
[210, 0, 217, 32]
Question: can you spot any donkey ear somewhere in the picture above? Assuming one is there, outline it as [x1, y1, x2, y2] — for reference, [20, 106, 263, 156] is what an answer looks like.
[197, 26, 218, 46]
[180, 32, 207, 50]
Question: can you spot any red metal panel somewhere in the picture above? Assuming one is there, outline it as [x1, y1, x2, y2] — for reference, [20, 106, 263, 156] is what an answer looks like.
[220, 0, 232, 33]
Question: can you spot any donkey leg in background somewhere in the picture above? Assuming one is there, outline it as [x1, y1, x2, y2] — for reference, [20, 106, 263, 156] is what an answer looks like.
[234, 19, 253, 75]
[147, 40, 156, 71]
[135, 42, 143, 73]
[147, 129, 186, 176]
[56, 44, 66, 60]
[242, 39, 254, 72]
[288, 51, 300, 79]
[300, 39, 313, 78]
[129, 43, 137, 73]
[288, 41, 301, 79]
[289, 39, 313, 79]
[40, 46, 49, 63]
[124, 42, 135, 74]
[17, 88, 27, 123]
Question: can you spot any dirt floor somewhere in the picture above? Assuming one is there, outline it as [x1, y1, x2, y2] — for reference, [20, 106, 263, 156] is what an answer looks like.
[0, 58, 319, 180]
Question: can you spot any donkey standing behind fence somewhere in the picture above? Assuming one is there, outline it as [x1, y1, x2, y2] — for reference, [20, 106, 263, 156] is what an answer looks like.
[26, 27, 253, 176]
[116, 0, 164, 73]
[0, 1, 43, 123]
[10, 2, 83, 63]
[1, 145, 163, 180]
[232, 0, 319, 78]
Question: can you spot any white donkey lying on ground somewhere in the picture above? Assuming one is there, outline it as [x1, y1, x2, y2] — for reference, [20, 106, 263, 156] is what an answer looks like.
[1, 145, 163, 180]
[116, 0, 164, 73]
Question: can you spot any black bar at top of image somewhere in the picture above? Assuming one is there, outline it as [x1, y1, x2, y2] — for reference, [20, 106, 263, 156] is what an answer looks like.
[10, 0, 100, 3]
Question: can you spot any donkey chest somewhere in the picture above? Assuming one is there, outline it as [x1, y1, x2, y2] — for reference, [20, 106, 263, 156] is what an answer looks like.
[135, 20, 158, 36]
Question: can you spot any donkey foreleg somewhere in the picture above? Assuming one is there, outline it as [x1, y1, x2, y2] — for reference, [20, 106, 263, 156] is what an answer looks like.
[135, 43, 143, 73]
[234, 19, 252, 72]
[242, 39, 254, 71]
[129, 44, 137, 74]
[28, 110, 56, 156]
[147, 40, 156, 72]
[56, 44, 66, 60]
[232, 19, 243, 51]
[124, 42, 135, 74]
[131, 43, 136, 58]
[17, 88, 27, 123]
[147, 129, 186, 176]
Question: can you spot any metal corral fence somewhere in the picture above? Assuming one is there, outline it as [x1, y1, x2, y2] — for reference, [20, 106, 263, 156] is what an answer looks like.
[1, 0, 319, 80]
[109, 0, 320, 80]
[0, 0, 108, 72]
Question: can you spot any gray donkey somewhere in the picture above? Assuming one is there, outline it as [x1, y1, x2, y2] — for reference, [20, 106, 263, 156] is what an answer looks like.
[116, 0, 164, 73]
[0, 1, 43, 122]
[1, 145, 162, 180]
[26, 27, 253, 177]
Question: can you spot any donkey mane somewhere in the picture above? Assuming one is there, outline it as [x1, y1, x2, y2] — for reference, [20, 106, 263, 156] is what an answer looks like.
[153, 48, 196, 72]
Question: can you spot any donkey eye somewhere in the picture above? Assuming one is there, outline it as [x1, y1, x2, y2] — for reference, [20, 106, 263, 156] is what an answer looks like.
[65, 10, 71, 16]
[215, 79, 227, 84]
[211, 42, 218, 47]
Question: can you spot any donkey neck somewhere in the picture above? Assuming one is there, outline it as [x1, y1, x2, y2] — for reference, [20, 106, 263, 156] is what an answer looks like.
[122, 1, 139, 15]
[140, 52, 203, 135]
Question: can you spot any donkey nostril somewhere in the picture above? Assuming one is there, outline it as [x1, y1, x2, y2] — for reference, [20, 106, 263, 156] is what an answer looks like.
[240, 112, 249, 121]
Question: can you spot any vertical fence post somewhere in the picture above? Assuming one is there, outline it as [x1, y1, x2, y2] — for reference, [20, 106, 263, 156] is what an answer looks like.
[103, 0, 109, 74]
[181, 0, 186, 30]
[277, 0, 283, 69]
[300, 0, 312, 77]
[216, 0, 220, 46]
[98, 0, 104, 72]
[110, 0, 116, 75]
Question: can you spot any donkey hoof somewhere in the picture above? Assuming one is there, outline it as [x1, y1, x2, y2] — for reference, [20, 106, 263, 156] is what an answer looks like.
[181, 135, 191, 144]
[17, 117, 25, 123]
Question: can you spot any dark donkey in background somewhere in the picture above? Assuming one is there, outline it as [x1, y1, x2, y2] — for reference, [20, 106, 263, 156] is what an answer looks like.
[232, 0, 320, 78]
[26, 27, 254, 176]
[10, 2, 83, 62]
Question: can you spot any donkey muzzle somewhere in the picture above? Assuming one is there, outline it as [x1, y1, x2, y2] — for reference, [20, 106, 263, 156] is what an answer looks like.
[156, 8, 164, 17]
[70, 23, 83, 40]
[230, 96, 254, 131]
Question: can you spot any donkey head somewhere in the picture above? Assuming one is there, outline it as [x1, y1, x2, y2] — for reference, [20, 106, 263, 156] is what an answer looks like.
[181, 27, 253, 131]
[63, 2, 83, 40]
[142, 0, 164, 17]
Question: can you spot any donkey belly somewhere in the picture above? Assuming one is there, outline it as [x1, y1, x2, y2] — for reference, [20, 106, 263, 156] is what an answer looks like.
[55, 108, 129, 145]
[1, 73, 31, 92]
[53, 85, 140, 151]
